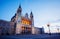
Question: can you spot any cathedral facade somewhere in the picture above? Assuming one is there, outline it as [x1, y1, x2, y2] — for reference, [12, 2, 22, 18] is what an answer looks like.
[0, 5, 44, 35]
[11, 5, 34, 34]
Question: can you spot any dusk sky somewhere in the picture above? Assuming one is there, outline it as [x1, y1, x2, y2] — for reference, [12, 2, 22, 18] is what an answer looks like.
[0, 0, 60, 33]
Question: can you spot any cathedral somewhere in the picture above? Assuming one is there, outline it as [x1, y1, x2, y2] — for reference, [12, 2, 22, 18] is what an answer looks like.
[0, 5, 44, 35]
[11, 5, 34, 34]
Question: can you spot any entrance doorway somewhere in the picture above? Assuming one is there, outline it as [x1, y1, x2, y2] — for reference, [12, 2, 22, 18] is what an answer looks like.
[21, 26, 32, 34]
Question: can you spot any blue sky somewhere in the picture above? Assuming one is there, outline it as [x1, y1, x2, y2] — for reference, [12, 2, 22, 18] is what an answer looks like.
[0, 0, 60, 32]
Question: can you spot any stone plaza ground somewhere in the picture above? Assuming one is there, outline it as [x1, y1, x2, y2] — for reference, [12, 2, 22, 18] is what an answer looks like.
[0, 34, 60, 39]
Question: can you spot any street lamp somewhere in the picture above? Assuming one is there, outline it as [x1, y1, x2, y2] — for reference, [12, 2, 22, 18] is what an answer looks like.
[47, 24, 51, 35]
[57, 28, 59, 33]
[56, 25, 60, 34]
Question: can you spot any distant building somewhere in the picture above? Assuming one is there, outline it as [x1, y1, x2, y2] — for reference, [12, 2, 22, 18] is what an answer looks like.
[0, 5, 44, 35]
[0, 20, 15, 35]
[32, 27, 44, 34]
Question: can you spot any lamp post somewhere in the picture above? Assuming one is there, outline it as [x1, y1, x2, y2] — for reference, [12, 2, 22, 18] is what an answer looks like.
[57, 28, 59, 34]
[56, 25, 60, 34]
[47, 24, 51, 35]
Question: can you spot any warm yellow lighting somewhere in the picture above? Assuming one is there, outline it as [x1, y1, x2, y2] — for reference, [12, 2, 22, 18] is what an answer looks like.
[22, 26, 25, 30]
[21, 18, 32, 25]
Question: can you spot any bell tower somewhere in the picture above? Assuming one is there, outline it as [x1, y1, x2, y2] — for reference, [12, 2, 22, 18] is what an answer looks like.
[30, 11, 34, 26]
[16, 5, 22, 34]
[16, 5, 22, 23]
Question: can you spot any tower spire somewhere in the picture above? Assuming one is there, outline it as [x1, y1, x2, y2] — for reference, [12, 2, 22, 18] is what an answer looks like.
[19, 4, 21, 8]
[17, 4, 22, 13]
[30, 11, 34, 26]
[30, 11, 33, 19]
[25, 13, 28, 18]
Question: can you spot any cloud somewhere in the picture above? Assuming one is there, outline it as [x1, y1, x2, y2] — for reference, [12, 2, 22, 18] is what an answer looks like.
[49, 19, 60, 23]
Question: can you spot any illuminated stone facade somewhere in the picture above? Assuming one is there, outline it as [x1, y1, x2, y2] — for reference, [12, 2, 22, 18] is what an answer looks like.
[0, 5, 44, 35]
[11, 5, 34, 34]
